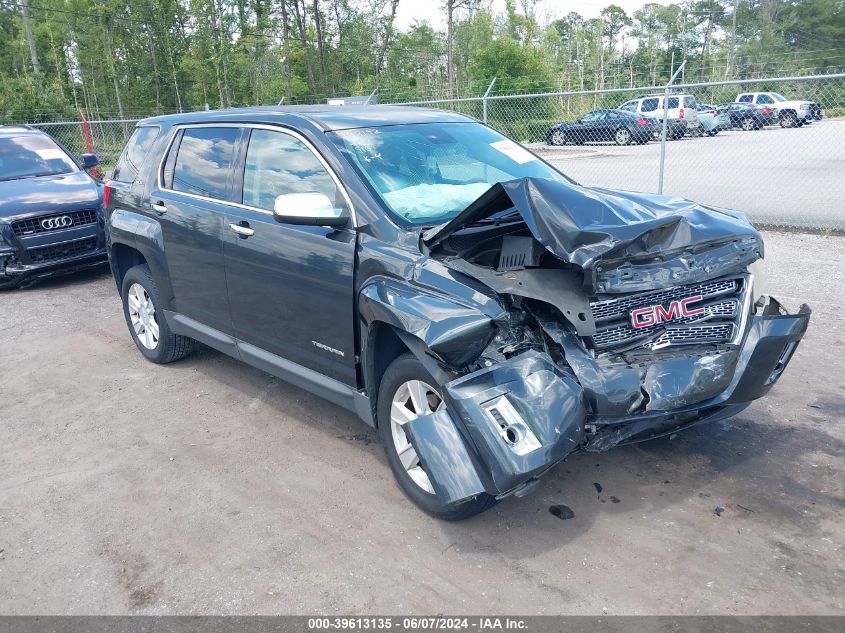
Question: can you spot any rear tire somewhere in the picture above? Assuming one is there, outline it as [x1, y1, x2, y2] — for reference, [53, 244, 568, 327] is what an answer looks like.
[121, 264, 194, 364]
[377, 354, 497, 521]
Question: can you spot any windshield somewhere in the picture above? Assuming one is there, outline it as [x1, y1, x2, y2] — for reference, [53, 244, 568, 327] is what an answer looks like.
[0, 135, 77, 181]
[330, 122, 571, 225]
[771, 93, 787, 102]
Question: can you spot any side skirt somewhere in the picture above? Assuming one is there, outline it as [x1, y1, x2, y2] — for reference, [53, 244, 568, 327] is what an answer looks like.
[165, 311, 374, 426]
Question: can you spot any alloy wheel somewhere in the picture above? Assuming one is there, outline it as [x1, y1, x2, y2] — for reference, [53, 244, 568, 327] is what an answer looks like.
[615, 128, 631, 145]
[389, 379, 444, 495]
[127, 282, 159, 350]
[551, 130, 566, 146]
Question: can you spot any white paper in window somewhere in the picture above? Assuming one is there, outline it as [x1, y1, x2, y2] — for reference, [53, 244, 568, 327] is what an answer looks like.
[489, 139, 536, 165]
[35, 148, 66, 161]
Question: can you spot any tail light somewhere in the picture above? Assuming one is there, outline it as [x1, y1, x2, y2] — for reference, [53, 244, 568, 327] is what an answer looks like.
[636, 118, 650, 125]
[710, 110, 716, 116]
[679, 107, 685, 120]
[762, 107, 772, 115]
[103, 181, 112, 209]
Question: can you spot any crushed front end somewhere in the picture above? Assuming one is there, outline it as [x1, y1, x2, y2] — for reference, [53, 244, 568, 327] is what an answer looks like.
[402, 177, 810, 505]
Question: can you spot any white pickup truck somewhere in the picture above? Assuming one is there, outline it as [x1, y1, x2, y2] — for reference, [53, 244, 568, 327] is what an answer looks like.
[736, 92, 821, 127]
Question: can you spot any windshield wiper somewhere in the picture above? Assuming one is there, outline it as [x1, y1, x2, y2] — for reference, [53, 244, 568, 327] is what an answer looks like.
[0, 170, 71, 182]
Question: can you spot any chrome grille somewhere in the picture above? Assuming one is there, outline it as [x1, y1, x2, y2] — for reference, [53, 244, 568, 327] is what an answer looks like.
[589, 277, 747, 353]
[590, 278, 738, 323]
[11, 209, 98, 237]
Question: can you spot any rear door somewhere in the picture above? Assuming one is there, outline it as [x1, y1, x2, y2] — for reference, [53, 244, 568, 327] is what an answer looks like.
[151, 125, 240, 334]
[222, 126, 357, 385]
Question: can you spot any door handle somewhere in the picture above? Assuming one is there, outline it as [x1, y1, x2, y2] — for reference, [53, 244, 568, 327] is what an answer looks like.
[152, 201, 167, 215]
[229, 222, 255, 238]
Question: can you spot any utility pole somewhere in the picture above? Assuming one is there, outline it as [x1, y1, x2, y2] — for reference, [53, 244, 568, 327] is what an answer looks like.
[21, 0, 41, 75]
[726, 0, 739, 79]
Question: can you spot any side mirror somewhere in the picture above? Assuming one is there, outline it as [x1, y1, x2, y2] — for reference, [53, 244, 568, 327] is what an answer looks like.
[273, 192, 348, 227]
[81, 153, 99, 169]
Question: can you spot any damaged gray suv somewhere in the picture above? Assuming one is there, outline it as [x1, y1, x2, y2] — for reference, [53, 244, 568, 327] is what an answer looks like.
[105, 106, 810, 520]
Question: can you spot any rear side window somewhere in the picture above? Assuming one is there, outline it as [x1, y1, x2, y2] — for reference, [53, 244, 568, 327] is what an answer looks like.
[667, 97, 680, 109]
[684, 95, 697, 108]
[242, 129, 340, 212]
[737, 94, 752, 103]
[171, 127, 239, 200]
[113, 126, 159, 183]
[756, 94, 774, 104]
[641, 98, 659, 112]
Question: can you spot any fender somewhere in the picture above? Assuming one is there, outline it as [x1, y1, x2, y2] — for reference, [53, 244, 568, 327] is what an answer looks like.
[359, 276, 505, 371]
[107, 208, 175, 312]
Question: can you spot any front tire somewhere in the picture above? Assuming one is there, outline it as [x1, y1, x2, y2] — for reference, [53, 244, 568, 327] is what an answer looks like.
[121, 264, 194, 364]
[377, 354, 496, 521]
[614, 128, 632, 145]
[550, 129, 566, 146]
[780, 112, 798, 128]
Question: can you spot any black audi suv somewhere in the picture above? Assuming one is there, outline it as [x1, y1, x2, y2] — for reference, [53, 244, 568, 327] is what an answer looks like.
[104, 106, 810, 520]
[0, 125, 105, 289]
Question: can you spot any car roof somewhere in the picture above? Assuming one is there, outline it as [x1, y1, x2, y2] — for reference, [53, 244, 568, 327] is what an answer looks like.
[0, 124, 43, 138]
[138, 105, 475, 131]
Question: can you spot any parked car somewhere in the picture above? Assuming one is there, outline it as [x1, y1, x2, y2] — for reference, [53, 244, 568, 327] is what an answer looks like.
[695, 104, 725, 136]
[618, 93, 701, 139]
[0, 125, 105, 289]
[105, 107, 810, 520]
[736, 92, 815, 127]
[547, 109, 655, 146]
[717, 103, 768, 131]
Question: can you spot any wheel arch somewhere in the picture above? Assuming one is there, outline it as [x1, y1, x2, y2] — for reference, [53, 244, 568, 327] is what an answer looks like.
[364, 321, 412, 427]
[110, 241, 148, 289]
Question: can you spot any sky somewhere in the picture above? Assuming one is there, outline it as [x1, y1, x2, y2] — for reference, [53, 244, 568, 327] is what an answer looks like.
[394, 0, 676, 30]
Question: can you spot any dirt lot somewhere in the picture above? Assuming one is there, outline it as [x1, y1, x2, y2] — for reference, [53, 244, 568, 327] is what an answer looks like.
[0, 231, 843, 615]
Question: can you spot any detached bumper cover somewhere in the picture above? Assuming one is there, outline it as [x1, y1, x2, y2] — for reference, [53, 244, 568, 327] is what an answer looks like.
[404, 297, 810, 505]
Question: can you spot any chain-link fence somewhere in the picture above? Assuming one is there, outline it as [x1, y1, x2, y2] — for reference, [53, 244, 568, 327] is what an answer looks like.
[391, 73, 845, 231]
[28, 118, 139, 173]
[21, 73, 845, 231]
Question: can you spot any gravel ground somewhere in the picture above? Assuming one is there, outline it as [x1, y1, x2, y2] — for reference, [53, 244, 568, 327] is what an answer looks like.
[0, 231, 843, 615]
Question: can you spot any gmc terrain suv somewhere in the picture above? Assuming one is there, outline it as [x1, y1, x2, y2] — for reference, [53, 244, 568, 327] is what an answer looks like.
[0, 125, 104, 289]
[105, 107, 810, 520]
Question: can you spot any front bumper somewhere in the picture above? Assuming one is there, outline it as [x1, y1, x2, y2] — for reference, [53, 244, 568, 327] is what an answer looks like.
[0, 246, 108, 289]
[405, 296, 810, 504]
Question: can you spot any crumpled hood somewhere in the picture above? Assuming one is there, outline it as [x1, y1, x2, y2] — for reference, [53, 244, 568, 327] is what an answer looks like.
[424, 177, 763, 293]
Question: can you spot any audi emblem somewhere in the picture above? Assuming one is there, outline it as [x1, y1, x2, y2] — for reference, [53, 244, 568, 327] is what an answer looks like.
[41, 215, 74, 230]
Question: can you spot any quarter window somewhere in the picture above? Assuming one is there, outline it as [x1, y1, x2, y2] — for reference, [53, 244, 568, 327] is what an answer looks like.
[738, 94, 752, 103]
[113, 126, 159, 183]
[242, 129, 340, 212]
[756, 94, 774, 104]
[171, 127, 239, 200]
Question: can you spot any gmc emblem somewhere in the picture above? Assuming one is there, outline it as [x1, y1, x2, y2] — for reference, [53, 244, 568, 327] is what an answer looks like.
[631, 296, 704, 329]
